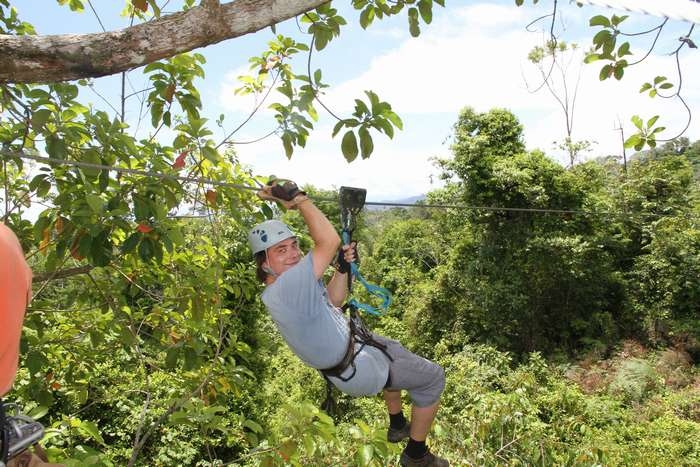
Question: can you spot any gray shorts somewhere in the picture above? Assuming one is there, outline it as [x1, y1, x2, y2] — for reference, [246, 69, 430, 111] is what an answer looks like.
[372, 334, 446, 408]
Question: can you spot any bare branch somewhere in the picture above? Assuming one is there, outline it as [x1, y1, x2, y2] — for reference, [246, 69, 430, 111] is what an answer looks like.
[32, 265, 94, 283]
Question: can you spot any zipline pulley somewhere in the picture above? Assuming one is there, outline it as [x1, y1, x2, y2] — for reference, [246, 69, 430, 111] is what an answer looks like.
[338, 187, 392, 316]
[339, 186, 367, 235]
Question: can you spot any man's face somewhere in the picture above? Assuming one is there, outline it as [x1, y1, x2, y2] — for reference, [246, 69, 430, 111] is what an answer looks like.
[264, 237, 302, 277]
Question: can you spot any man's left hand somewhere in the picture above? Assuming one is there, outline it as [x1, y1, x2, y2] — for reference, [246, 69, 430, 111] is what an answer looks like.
[335, 242, 358, 274]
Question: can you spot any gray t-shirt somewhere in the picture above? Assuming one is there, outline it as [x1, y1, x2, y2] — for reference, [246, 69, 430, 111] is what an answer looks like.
[261, 254, 389, 397]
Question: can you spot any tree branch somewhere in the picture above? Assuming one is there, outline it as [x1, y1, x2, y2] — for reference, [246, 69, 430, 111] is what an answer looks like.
[32, 265, 93, 283]
[0, 0, 329, 83]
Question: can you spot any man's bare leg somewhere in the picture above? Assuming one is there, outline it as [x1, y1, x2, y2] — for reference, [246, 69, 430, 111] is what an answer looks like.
[383, 389, 403, 414]
[409, 401, 439, 441]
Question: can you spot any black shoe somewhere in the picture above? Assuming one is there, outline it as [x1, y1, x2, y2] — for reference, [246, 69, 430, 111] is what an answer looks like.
[387, 422, 411, 443]
[400, 450, 450, 467]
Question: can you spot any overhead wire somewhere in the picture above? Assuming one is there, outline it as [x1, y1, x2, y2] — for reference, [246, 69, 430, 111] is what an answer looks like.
[2, 148, 698, 220]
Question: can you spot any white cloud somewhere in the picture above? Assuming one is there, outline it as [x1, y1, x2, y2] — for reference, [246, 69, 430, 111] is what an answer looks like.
[218, 65, 281, 115]
[234, 121, 446, 201]
[226, 1, 700, 198]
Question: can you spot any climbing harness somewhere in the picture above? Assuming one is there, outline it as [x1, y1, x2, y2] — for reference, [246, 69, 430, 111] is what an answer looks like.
[0, 399, 45, 467]
[320, 187, 394, 416]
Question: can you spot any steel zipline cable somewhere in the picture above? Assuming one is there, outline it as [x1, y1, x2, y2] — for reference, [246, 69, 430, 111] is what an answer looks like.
[1, 148, 696, 220]
[576, 0, 700, 24]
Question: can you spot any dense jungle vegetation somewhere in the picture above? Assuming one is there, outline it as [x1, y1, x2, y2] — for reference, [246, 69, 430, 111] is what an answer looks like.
[2, 1, 700, 465]
[6, 106, 700, 466]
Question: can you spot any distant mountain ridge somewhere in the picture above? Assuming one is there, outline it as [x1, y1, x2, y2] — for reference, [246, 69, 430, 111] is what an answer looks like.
[365, 194, 426, 210]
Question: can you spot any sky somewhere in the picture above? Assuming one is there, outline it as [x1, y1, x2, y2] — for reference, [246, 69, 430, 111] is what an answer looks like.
[10, 0, 700, 201]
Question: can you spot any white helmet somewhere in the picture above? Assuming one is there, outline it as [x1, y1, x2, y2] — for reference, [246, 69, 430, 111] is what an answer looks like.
[248, 220, 296, 255]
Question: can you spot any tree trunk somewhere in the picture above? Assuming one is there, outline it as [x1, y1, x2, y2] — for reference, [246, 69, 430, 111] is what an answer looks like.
[0, 0, 328, 83]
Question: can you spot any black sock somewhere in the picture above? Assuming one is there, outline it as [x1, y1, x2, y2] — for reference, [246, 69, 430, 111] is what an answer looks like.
[404, 437, 427, 459]
[389, 411, 407, 430]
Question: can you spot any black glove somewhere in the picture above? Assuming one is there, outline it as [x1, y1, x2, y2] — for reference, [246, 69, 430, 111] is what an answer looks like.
[267, 178, 305, 201]
[335, 242, 359, 274]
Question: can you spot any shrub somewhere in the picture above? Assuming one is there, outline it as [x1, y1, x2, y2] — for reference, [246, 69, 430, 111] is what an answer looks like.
[608, 358, 663, 404]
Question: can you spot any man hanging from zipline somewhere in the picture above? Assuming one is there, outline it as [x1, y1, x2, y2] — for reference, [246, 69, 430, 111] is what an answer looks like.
[248, 179, 449, 467]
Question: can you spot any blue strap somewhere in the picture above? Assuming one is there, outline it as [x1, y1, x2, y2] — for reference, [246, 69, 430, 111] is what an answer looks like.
[342, 231, 392, 316]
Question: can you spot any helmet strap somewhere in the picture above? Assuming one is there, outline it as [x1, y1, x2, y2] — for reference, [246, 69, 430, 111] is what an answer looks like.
[263, 251, 279, 278]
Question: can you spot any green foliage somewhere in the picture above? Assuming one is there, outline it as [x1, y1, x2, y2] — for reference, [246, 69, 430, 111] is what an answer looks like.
[332, 90, 403, 162]
[625, 114, 666, 151]
[428, 343, 700, 466]
[352, 0, 445, 35]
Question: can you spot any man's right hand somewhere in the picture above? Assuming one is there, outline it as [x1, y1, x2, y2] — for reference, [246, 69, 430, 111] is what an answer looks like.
[257, 178, 308, 209]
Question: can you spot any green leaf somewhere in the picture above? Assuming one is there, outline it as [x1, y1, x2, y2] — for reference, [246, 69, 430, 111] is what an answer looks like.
[165, 347, 179, 369]
[315, 30, 329, 51]
[357, 444, 374, 467]
[77, 234, 93, 258]
[281, 132, 294, 159]
[332, 120, 345, 138]
[592, 30, 612, 48]
[78, 420, 105, 445]
[29, 174, 48, 191]
[647, 115, 659, 127]
[344, 118, 360, 128]
[46, 136, 67, 160]
[81, 149, 102, 178]
[354, 99, 370, 117]
[85, 194, 103, 214]
[386, 111, 403, 130]
[27, 406, 49, 420]
[613, 64, 624, 80]
[303, 434, 315, 456]
[26, 350, 48, 375]
[31, 109, 52, 131]
[617, 42, 631, 56]
[624, 133, 642, 149]
[631, 115, 643, 130]
[201, 145, 219, 162]
[589, 15, 611, 28]
[584, 53, 600, 64]
[89, 230, 113, 266]
[121, 232, 141, 254]
[611, 14, 628, 27]
[165, 226, 185, 245]
[359, 6, 374, 29]
[417, 0, 433, 24]
[408, 7, 420, 37]
[341, 130, 359, 162]
[138, 237, 155, 261]
[262, 203, 274, 219]
[358, 126, 374, 159]
[374, 118, 394, 138]
[243, 419, 264, 433]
